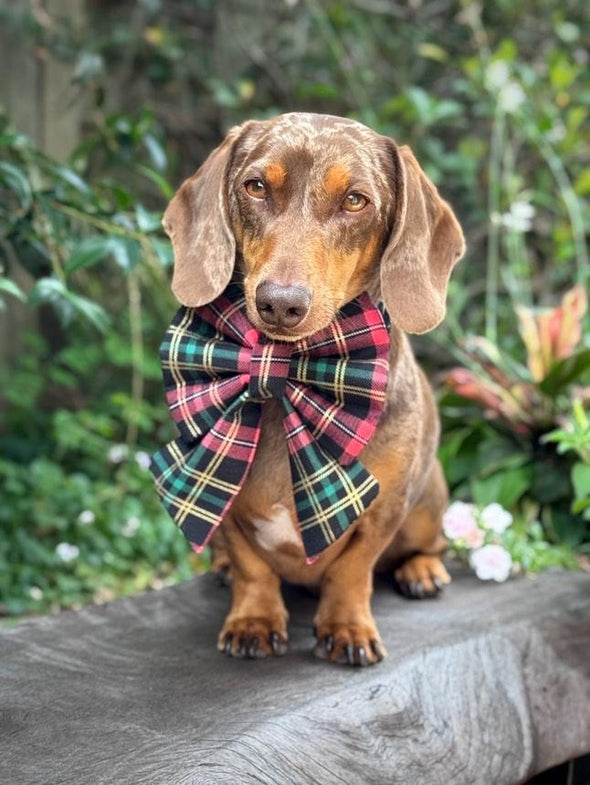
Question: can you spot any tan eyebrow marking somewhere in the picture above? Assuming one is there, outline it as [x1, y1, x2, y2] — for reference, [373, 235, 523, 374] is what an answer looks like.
[324, 163, 351, 196]
[264, 162, 287, 188]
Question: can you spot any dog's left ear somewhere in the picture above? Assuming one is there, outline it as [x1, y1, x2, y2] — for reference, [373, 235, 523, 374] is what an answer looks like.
[379, 143, 466, 334]
[163, 123, 250, 307]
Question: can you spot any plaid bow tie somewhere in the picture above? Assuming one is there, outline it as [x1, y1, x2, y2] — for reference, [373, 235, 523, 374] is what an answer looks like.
[150, 283, 390, 561]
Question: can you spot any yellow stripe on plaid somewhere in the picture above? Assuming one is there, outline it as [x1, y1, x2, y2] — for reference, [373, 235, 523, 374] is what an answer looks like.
[159, 412, 247, 526]
[290, 449, 371, 541]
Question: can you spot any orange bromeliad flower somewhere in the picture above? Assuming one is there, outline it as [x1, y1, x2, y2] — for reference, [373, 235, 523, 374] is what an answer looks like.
[517, 285, 587, 382]
[443, 285, 588, 434]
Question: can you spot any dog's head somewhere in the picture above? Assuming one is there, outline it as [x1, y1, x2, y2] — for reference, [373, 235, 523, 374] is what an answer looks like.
[163, 112, 465, 340]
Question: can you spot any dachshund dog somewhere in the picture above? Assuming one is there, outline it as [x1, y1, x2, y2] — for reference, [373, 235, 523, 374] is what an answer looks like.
[163, 112, 465, 666]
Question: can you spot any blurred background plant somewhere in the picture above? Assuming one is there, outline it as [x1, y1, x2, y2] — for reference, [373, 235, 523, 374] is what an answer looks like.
[440, 284, 590, 554]
[0, 0, 588, 616]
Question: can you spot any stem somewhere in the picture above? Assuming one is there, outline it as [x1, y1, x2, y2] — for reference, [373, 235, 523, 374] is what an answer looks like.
[485, 103, 506, 344]
[126, 270, 144, 447]
[305, 0, 373, 123]
[34, 202, 67, 283]
[51, 202, 149, 245]
[533, 131, 589, 287]
[501, 134, 532, 308]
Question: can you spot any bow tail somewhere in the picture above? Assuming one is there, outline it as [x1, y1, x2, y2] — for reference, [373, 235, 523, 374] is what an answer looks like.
[282, 400, 380, 560]
[150, 396, 262, 550]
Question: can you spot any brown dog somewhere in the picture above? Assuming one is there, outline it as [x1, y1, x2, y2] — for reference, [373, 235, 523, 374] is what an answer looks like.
[163, 112, 465, 666]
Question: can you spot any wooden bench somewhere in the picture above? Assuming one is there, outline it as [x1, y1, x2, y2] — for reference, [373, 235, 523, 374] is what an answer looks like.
[2, 569, 590, 784]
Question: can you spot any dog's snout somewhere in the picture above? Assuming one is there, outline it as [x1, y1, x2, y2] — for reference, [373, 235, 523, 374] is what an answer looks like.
[255, 282, 311, 329]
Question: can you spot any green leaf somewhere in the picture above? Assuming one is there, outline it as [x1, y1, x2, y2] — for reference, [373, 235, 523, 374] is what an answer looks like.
[47, 162, 92, 197]
[136, 164, 173, 199]
[531, 453, 573, 504]
[110, 237, 141, 271]
[572, 463, 590, 502]
[471, 464, 533, 508]
[65, 236, 116, 273]
[73, 51, 104, 83]
[28, 277, 68, 306]
[151, 237, 173, 267]
[0, 131, 30, 149]
[28, 277, 109, 332]
[0, 277, 27, 302]
[540, 348, 590, 396]
[0, 161, 32, 211]
[65, 290, 110, 332]
[417, 43, 448, 62]
[574, 168, 590, 197]
[550, 507, 586, 546]
[135, 204, 162, 233]
[143, 134, 167, 172]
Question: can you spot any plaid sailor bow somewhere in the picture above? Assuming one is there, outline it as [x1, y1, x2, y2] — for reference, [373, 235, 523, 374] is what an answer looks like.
[150, 283, 390, 561]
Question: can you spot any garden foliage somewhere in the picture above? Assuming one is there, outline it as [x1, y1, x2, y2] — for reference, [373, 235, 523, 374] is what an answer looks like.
[1, 0, 588, 614]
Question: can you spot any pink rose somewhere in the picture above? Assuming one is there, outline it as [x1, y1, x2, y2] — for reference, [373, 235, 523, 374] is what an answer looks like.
[480, 503, 513, 533]
[443, 501, 478, 541]
[464, 526, 485, 549]
[470, 544, 512, 582]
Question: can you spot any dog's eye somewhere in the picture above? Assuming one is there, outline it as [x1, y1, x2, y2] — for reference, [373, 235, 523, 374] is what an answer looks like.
[342, 193, 368, 212]
[244, 179, 267, 199]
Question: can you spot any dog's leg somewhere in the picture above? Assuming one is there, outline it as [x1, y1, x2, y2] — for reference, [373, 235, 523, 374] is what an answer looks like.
[386, 460, 452, 599]
[210, 529, 232, 586]
[313, 508, 398, 667]
[217, 514, 289, 659]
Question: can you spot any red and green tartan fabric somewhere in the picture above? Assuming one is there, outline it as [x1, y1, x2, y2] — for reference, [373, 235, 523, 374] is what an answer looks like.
[150, 283, 390, 561]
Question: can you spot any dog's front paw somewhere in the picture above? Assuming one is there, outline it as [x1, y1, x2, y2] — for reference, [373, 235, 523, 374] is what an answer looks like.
[394, 554, 451, 599]
[218, 616, 288, 659]
[313, 619, 386, 667]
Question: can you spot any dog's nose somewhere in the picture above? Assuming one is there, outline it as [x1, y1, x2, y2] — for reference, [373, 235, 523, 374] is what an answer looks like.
[255, 282, 311, 328]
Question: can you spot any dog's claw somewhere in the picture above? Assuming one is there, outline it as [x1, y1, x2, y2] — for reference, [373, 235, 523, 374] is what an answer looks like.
[395, 556, 451, 600]
[396, 579, 442, 600]
[270, 631, 279, 655]
[270, 631, 287, 656]
[344, 643, 355, 666]
[237, 636, 248, 658]
[223, 634, 233, 655]
[312, 634, 334, 660]
[314, 631, 384, 666]
[313, 641, 328, 660]
[247, 636, 260, 659]
[413, 581, 425, 599]
[371, 640, 384, 662]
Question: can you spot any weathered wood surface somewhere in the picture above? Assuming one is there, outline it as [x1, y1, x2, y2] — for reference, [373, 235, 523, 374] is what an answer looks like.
[2, 570, 590, 785]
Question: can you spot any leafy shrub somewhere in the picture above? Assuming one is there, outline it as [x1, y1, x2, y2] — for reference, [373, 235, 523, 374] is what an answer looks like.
[0, 112, 206, 618]
[544, 400, 590, 522]
[440, 286, 590, 549]
[0, 449, 200, 616]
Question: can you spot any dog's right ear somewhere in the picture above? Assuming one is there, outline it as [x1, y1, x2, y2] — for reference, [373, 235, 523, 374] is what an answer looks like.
[163, 124, 248, 306]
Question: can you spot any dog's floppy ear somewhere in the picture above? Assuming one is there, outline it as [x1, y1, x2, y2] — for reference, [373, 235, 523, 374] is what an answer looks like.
[163, 124, 247, 306]
[380, 144, 465, 334]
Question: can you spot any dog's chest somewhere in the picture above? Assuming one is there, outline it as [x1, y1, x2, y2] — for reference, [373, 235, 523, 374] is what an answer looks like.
[251, 504, 301, 552]
[233, 400, 304, 554]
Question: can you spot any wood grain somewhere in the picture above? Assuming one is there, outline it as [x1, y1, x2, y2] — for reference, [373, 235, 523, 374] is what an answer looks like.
[2, 570, 589, 784]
